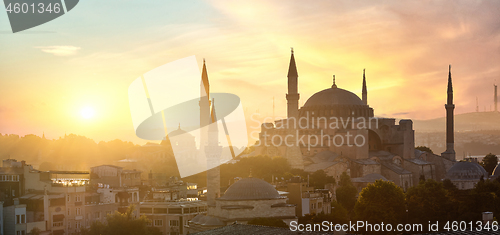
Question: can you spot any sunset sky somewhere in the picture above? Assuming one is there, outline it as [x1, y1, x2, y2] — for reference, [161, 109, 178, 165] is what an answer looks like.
[0, 0, 499, 144]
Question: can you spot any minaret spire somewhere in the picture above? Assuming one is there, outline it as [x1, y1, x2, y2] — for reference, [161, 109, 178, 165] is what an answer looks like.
[286, 48, 300, 119]
[206, 97, 221, 207]
[332, 75, 337, 88]
[442, 64, 455, 161]
[362, 69, 367, 105]
[200, 58, 211, 163]
[201, 58, 210, 100]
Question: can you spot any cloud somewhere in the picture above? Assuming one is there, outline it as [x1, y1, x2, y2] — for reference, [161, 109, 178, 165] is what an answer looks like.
[36, 46, 81, 56]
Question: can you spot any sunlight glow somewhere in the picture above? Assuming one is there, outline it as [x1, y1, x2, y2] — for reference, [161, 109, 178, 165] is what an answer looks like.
[80, 107, 95, 119]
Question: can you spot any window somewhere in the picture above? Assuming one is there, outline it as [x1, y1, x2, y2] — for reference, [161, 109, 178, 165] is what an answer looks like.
[95, 212, 101, 219]
[53, 222, 63, 227]
[76, 208, 81, 216]
[75, 195, 81, 202]
[67, 195, 71, 202]
[16, 231, 20, 235]
[169, 220, 179, 227]
[67, 208, 70, 216]
[68, 221, 71, 229]
[21, 214, 25, 223]
[75, 222, 81, 229]
[21, 231, 25, 235]
[154, 219, 163, 226]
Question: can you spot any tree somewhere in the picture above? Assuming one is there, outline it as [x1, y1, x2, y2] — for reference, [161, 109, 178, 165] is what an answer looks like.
[330, 200, 349, 224]
[442, 178, 458, 192]
[336, 172, 357, 213]
[415, 146, 433, 154]
[480, 153, 498, 175]
[310, 170, 335, 189]
[247, 217, 288, 228]
[354, 180, 406, 234]
[418, 174, 425, 182]
[406, 180, 453, 230]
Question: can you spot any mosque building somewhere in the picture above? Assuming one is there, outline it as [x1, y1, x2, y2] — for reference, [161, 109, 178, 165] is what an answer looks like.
[254, 50, 466, 190]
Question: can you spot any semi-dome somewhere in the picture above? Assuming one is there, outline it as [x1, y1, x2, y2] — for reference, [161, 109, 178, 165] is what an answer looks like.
[304, 87, 365, 107]
[446, 161, 488, 180]
[218, 177, 282, 201]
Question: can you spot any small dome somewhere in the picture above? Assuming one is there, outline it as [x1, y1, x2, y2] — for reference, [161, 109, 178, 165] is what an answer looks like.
[218, 178, 282, 201]
[168, 124, 188, 137]
[446, 162, 488, 180]
[303, 87, 365, 107]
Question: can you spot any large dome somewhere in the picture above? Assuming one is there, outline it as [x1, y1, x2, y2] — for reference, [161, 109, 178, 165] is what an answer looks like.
[218, 178, 282, 201]
[299, 85, 373, 118]
[446, 162, 488, 180]
[304, 87, 365, 107]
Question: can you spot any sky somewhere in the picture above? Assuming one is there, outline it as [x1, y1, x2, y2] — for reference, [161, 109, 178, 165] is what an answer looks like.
[0, 0, 499, 144]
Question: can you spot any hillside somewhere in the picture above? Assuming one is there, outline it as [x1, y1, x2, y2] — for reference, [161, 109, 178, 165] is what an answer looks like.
[413, 111, 500, 132]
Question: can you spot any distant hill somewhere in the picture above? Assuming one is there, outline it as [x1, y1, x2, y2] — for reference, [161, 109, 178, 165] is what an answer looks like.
[413, 111, 500, 132]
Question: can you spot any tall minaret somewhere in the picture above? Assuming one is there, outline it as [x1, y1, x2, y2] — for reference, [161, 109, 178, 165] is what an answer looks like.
[206, 99, 221, 207]
[495, 83, 498, 112]
[200, 59, 211, 151]
[362, 69, 367, 105]
[442, 65, 456, 161]
[286, 48, 300, 119]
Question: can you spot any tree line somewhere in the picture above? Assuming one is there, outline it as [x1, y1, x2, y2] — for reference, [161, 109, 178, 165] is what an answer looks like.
[300, 172, 500, 234]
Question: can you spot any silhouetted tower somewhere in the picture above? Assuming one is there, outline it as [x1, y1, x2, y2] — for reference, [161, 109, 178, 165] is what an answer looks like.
[286, 48, 300, 120]
[206, 99, 222, 207]
[442, 65, 455, 161]
[362, 69, 367, 105]
[476, 97, 479, 112]
[200, 59, 211, 151]
[495, 83, 498, 112]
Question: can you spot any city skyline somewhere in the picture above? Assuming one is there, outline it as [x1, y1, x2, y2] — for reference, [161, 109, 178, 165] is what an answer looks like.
[1, 0, 500, 145]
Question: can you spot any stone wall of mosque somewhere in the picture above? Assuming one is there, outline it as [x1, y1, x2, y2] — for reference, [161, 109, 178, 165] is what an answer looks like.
[419, 152, 455, 181]
[404, 160, 435, 184]
[350, 161, 381, 178]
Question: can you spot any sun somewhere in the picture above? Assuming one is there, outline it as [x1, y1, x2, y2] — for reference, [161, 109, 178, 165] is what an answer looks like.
[80, 107, 95, 119]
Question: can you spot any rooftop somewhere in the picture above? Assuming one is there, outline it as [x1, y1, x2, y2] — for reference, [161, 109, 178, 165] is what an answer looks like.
[191, 224, 345, 235]
[218, 178, 283, 201]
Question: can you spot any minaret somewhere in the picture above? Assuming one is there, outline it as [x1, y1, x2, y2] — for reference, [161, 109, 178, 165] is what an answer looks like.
[200, 59, 211, 151]
[495, 83, 498, 112]
[284, 48, 304, 170]
[206, 99, 221, 207]
[362, 69, 367, 105]
[286, 48, 300, 120]
[442, 65, 456, 161]
[476, 97, 479, 112]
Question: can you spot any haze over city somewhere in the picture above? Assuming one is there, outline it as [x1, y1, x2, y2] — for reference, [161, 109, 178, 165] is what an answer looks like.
[1, 0, 500, 144]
